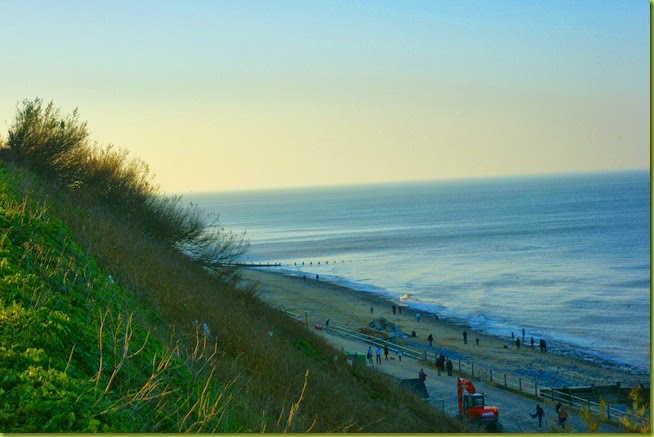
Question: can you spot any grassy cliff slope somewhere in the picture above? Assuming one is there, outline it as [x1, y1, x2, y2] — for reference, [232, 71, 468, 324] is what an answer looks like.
[0, 100, 466, 433]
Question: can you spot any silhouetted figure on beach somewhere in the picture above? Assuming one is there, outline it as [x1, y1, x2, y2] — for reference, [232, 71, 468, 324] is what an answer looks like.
[370, 306, 374, 314]
[462, 330, 468, 344]
[475, 337, 480, 346]
[411, 330, 417, 337]
[427, 333, 434, 347]
[531, 336, 535, 349]
[398, 306, 402, 314]
[392, 305, 396, 315]
[539, 339, 547, 353]
[419, 368, 427, 382]
[384, 344, 389, 360]
[515, 338, 521, 350]
[446, 359, 453, 376]
[316, 274, 319, 281]
[416, 312, 421, 323]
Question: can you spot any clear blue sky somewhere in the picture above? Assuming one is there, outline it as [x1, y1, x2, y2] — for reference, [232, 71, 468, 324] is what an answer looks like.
[0, 0, 649, 192]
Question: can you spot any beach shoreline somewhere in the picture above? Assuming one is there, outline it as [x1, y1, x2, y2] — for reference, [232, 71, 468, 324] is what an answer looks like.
[242, 268, 649, 389]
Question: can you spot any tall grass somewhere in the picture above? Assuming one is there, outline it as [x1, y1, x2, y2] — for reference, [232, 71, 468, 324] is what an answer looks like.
[1, 98, 247, 280]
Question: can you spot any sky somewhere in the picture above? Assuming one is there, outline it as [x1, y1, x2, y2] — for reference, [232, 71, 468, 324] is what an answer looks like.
[0, 0, 649, 193]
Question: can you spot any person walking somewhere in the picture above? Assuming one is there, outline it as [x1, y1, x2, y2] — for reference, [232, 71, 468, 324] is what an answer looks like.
[515, 338, 521, 350]
[531, 404, 545, 427]
[366, 347, 373, 365]
[418, 368, 427, 382]
[375, 346, 382, 364]
[436, 354, 445, 376]
[392, 304, 396, 315]
[383, 344, 389, 361]
[557, 406, 568, 428]
[462, 330, 468, 344]
[446, 359, 453, 376]
[396, 349, 403, 361]
[427, 333, 434, 347]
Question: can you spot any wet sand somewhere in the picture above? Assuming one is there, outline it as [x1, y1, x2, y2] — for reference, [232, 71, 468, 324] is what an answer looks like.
[243, 268, 649, 389]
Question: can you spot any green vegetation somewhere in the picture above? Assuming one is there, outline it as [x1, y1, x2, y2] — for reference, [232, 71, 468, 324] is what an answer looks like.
[620, 385, 651, 433]
[0, 99, 466, 432]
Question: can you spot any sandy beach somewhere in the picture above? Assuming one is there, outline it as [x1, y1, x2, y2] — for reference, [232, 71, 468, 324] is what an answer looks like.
[243, 268, 648, 389]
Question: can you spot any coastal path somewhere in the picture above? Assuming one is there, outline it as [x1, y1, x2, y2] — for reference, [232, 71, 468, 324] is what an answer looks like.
[312, 328, 625, 433]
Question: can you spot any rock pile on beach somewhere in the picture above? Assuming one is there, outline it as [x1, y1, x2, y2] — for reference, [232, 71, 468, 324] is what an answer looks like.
[368, 317, 408, 338]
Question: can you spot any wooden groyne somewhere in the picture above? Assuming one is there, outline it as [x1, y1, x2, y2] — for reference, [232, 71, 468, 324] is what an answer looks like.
[235, 262, 281, 268]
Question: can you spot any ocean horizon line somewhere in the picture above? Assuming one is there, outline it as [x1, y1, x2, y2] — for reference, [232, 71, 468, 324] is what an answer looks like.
[176, 167, 649, 197]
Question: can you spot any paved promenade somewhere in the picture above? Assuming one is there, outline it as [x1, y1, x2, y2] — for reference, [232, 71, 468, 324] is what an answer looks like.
[319, 332, 624, 433]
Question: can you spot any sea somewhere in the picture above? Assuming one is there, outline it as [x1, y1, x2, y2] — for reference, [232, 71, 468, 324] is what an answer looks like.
[187, 170, 651, 376]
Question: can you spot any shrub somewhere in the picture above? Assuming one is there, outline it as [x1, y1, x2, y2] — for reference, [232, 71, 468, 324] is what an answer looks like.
[1, 99, 248, 274]
[5, 98, 88, 181]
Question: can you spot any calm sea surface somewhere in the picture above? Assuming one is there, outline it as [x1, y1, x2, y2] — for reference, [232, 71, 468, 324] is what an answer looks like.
[187, 171, 650, 374]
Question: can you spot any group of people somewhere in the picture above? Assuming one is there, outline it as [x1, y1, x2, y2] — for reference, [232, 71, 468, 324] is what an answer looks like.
[434, 353, 454, 376]
[531, 402, 568, 429]
[366, 345, 403, 365]
[511, 330, 548, 352]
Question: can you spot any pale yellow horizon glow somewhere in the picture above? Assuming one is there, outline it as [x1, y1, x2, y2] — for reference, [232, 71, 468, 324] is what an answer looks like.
[0, 1, 649, 194]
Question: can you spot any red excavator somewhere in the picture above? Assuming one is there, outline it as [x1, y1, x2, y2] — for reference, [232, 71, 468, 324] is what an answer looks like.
[457, 378, 500, 428]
